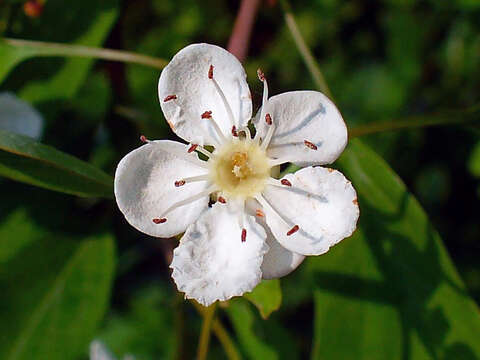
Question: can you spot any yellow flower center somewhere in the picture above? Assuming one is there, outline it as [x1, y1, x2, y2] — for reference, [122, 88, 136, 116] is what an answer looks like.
[209, 140, 271, 199]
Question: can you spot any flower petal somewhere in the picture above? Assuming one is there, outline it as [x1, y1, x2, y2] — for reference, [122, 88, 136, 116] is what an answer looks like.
[246, 199, 305, 279]
[0, 92, 44, 139]
[158, 43, 252, 146]
[254, 91, 347, 165]
[262, 230, 305, 279]
[170, 203, 268, 306]
[114, 140, 209, 238]
[259, 166, 359, 256]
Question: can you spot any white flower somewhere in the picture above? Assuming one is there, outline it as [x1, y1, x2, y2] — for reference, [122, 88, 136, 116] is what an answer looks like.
[114, 44, 359, 306]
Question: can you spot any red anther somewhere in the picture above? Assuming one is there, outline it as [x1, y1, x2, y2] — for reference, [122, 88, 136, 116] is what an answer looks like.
[265, 113, 272, 125]
[163, 94, 177, 102]
[24, 0, 43, 18]
[281, 179, 292, 187]
[201, 111, 212, 119]
[287, 225, 299, 236]
[188, 144, 198, 153]
[241, 228, 247, 242]
[231, 125, 238, 137]
[218, 196, 226, 204]
[255, 209, 265, 217]
[257, 68, 265, 81]
[208, 65, 214, 79]
[153, 218, 167, 224]
[304, 140, 318, 150]
[174, 180, 186, 187]
[140, 135, 148, 143]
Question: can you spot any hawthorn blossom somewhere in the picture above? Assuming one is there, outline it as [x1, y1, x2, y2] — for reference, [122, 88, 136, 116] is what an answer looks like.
[114, 44, 359, 306]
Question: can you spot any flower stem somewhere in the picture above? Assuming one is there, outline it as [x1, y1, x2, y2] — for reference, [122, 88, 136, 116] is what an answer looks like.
[192, 301, 241, 360]
[196, 302, 217, 360]
[278, 0, 333, 99]
[2, 38, 168, 69]
[210, 318, 242, 360]
[349, 104, 480, 138]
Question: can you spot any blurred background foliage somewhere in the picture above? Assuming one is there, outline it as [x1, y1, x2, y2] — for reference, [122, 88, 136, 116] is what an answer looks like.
[1, 0, 480, 359]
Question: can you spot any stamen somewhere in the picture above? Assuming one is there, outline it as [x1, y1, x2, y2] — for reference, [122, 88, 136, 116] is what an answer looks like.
[201, 111, 227, 143]
[237, 200, 247, 242]
[265, 113, 272, 125]
[261, 115, 275, 151]
[304, 140, 318, 150]
[187, 144, 198, 153]
[267, 178, 293, 188]
[175, 175, 210, 188]
[217, 196, 226, 204]
[142, 141, 209, 169]
[163, 94, 177, 102]
[201, 111, 212, 119]
[194, 145, 215, 159]
[174, 180, 186, 187]
[255, 209, 265, 217]
[237, 126, 252, 142]
[255, 68, 270, 145]
[157, 185, 218, 219]
[152, 218, 167, 224]
[208, 65, 214, 79]
[257, 68, 265, 81]
[255, 194, 298, 237]
[208, 64, 236, 128]
[287, 225, 300, 236]
[231, 125, 238, 137]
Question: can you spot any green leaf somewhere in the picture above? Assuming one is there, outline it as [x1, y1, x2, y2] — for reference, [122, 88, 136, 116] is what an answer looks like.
[310, 139, 480, 359]
[468, 140, 480, 177]
[0, 129, 113, 197]
[1, 0, 119, 102]
[245, 280, 282, 319]
[19, 2, 118, 103]
[0, 228, 116, 360]
[98, 286, 179, 360]
[226, 299, 300, 360]
[226, 300, 278, 360]
[0, 41, 37, 84]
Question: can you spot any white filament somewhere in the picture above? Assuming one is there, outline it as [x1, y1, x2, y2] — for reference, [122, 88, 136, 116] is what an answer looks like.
[159, 184, 218, 219]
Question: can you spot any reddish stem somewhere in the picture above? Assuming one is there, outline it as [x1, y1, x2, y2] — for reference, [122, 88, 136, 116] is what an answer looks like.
[227, 0, 262, 62]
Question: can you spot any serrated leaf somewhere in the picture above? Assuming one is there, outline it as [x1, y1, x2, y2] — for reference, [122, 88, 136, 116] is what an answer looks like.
[0, 129, 113, 197]
[245, 280, 282, 319]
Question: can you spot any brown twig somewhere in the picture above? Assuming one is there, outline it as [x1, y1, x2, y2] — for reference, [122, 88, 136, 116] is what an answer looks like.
[227, 0, 262, 61]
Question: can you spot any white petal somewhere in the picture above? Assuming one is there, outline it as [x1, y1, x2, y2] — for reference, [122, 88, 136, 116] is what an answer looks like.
[260, 166, 359, 256]
[170, 203, 268, 306]
[114, 140, 209, 238]
[158, 43, 252, 146]
[245, 199, 305, 280]
[0, 92, 44, 139]
[90, 341, 117, 360]
[254, 91, 347, 165]
[261, 230, 305, 279]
